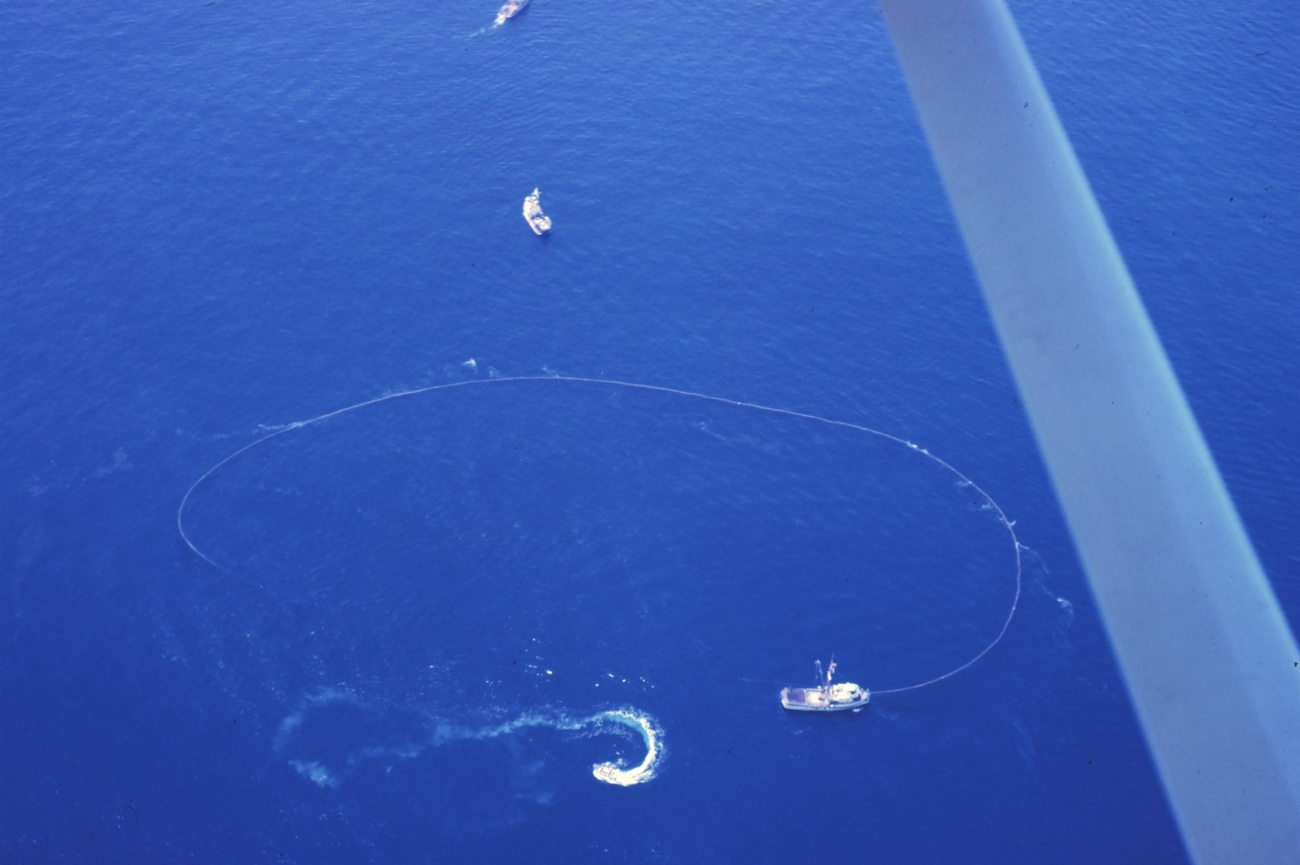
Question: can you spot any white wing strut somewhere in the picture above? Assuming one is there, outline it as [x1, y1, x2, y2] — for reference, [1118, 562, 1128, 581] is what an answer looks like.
[877, 2, 1300, 861]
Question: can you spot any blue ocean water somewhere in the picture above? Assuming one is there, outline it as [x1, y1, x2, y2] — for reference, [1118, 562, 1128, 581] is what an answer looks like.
[1, 1, 1296, 862]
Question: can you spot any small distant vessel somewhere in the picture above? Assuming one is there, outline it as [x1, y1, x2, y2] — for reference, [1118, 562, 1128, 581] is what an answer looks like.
[780, 659, 869, 712]
[522, 188, 552, 235]
[495, 0, 529, 26]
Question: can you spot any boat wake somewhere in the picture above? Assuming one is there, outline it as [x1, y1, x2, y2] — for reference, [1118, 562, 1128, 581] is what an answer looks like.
[428, 708, 661, 787]
[589, 709, 661, 786]
[274, 690, 663, 789]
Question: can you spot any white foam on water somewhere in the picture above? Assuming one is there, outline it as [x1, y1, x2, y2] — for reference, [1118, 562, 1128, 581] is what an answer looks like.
[290, 760, 339, 788]
[429, 708, 663, 787]
[274, 693, 664, 790]
[589, 709, 661, 786]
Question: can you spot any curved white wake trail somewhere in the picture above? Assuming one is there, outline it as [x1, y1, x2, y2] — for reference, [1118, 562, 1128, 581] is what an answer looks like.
[277, 695, 664, 789]
[431, 708, 662, 786]
[589, 709, 661, 786]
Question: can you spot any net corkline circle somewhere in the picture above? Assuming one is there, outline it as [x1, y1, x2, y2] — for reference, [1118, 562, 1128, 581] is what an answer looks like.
[177, 374, 1022, 698]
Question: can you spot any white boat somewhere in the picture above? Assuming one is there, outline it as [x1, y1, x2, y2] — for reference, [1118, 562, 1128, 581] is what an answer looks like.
[522, 187, 552, 235]
[495, 0, 529, 26]
[780, 659, 869, 712]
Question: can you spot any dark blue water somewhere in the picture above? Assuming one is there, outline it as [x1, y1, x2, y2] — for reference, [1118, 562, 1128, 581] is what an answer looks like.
[2, 1, 1296, 861]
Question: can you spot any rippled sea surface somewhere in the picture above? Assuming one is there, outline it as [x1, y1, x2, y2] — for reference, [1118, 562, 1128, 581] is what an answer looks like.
[2, 1, 1296, 861]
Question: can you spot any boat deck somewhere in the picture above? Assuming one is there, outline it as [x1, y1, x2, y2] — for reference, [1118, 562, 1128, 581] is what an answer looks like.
[780, 683, 869, 712]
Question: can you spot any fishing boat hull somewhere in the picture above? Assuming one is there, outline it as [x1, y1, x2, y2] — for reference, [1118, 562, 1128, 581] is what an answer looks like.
[780, 683, 869, 712]
[494, 0, 529, 26]
[523, 188, 552, 235]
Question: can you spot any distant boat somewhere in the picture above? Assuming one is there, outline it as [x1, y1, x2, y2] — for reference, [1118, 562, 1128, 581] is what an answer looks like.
[780, 659, 869, 712]
[522, 188, 552, 235]
[494, 0, 529, 26]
